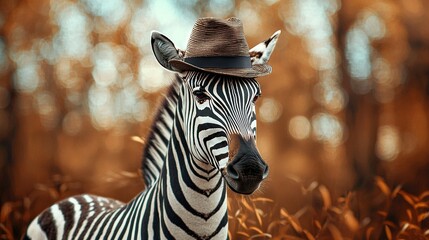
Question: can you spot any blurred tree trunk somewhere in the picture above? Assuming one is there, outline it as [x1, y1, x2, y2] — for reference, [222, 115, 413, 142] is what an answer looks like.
[0, 1, 16, 205]
[391, 0, 429, 192]
[337, 0, 379, 189]
[0, 67, 16, 205]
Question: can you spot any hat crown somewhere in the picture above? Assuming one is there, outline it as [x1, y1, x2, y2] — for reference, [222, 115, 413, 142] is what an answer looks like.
[185, 17, 250, 58]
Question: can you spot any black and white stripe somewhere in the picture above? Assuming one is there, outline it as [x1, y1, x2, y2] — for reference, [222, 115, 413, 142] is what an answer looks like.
[25, 71, 262, 239]
[141, 75, 181, 187]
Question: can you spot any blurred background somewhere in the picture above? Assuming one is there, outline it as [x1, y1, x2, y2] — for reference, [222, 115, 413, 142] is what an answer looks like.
[1, 0, 429, 239]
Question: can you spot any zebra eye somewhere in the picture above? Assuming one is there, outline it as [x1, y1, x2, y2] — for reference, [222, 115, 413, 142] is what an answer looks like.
[193, 90, 210, 104]
[253, 94, 261, 103]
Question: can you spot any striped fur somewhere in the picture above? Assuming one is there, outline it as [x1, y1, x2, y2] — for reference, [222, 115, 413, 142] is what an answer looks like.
[25, 71, 263, 239]
[141, 75, 181, 187]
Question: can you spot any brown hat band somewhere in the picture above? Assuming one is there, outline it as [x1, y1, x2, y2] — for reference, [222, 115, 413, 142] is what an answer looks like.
[183, 56, 252, 69]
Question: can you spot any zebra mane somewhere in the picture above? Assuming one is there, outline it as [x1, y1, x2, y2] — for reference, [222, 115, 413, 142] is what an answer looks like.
[141, 74, 181, 187]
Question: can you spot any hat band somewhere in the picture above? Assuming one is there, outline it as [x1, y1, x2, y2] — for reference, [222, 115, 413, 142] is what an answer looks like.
[184, 56, 251, 69]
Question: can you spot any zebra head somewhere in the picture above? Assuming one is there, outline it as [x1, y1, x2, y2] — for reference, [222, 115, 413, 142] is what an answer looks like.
[151, 30, 279, 195]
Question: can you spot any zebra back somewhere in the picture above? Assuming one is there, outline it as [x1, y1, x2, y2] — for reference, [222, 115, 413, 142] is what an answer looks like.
[140, 75, 181, 187]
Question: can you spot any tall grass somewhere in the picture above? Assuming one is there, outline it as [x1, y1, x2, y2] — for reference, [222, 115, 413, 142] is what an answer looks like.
[2, 176, 429, 239]
[227, 176, 429, 239]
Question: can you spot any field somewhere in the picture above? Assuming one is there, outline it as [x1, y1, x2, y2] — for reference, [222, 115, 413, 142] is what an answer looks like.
[2, 174, 429, 239]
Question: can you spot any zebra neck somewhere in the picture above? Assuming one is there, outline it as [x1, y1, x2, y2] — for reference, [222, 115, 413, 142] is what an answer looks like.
[158, 105, 229, 239]
[141, 75, 181, 187]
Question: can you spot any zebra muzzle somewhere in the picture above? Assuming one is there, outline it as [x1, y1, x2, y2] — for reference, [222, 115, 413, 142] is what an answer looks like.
[222, 135, 269, 195]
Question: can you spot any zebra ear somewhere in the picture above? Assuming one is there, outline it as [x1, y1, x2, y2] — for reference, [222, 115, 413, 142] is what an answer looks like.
[151, 31, 184, 72]
[249, 30, 281, 65]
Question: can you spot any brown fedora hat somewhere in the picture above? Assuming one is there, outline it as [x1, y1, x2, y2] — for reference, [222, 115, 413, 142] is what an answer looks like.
[169, 17, 272, 78]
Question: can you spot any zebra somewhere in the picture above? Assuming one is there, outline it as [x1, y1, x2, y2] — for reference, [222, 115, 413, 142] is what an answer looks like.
[25, 17, 280, 239]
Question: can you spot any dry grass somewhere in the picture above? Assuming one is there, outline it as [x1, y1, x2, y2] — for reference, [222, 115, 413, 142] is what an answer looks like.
[2, 176, 429, 239]
[227, 176, 429, 240]
[0, 174, 82, 240]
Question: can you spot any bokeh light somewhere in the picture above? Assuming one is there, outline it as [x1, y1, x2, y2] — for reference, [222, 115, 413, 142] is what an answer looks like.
[258, 98, 283, 123]
[312, 113, 343, 146]
[345, 9, 388, 95]
[346, 28, 372, 83]
[82, 0, 129, 27]
[313, 80, 346, 113]
[62, 110, 83, 136]
[92, 45, 118, 87]
[285, 0, 346, 151]
[236, 1, 261, 36]
[138, 60, 172, 93]
[289, 115, 311, 140]
[208, 0, 235, 18]
[376, 125, 400, 161]
[12, 51, 42, 93]
[52, 3, 91, 60]
[285, 0, 340, 71]
[35, 91, 59, 130]
[359, 10, 386, 40]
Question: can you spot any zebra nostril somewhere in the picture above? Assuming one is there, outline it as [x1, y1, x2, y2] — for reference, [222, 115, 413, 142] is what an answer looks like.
[227, 164, 240, 180]
[262, 165, 269, 179]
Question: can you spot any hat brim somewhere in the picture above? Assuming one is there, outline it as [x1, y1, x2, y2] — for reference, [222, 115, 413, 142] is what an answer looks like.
[169, 59, 272, 78]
